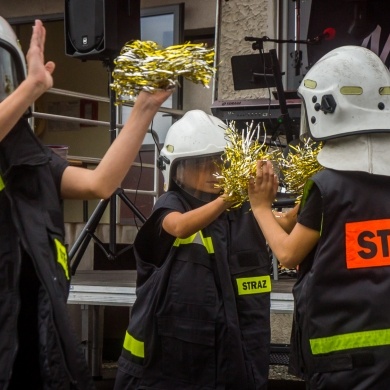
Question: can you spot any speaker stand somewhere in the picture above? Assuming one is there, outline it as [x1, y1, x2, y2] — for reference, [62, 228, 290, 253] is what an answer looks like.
[69, 61, 147, 275]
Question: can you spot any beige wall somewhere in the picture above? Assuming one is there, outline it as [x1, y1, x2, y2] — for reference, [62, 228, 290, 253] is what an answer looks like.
[1, 0, 218, 112]
[0, 0, 216, 30]
[0, 0, 276, 106]
[0, 0, 63, 17]
[217, 0, 275, 100]
[2, 0, 220, 156]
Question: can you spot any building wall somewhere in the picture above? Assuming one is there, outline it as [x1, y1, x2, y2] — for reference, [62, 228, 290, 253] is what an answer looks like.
[0, 0, 217, 115]
[0, 0, 275, 229]
[216, 0, 275, 100]
[0, 0, 276, 106]
[0, 0, 275, 239]
[0, 0, 216, 30]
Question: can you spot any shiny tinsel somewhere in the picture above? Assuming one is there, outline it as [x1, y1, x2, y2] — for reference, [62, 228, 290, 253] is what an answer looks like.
[278, 138, 323, 201]
[214, 121, 279, 208]
[110, 40, 215, 103]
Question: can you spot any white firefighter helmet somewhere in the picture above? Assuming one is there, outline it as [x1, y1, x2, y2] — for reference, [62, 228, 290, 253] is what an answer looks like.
[298, 45, 390, 141]
[298, 45, 390, 176]
[158, 109, 227, 192]
[0, 16, 26, 102]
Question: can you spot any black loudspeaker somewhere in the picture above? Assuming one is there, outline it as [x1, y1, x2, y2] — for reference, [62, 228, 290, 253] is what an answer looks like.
[64, 0, 140, 61]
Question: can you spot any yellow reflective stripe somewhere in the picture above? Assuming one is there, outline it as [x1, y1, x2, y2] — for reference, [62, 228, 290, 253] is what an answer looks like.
[173, 231, 214, 254]
[310, 328, 390, 355]
[379, 86, 390, 95]
[173, 233, 197, 246]
[123, 331, 145, 358]
[340, 86, 363, 95]
[236, 275, 271, 295]
[201, 236, 214, 254]
[301, 179, 323, 236]
[301, 179, 314, 209]
[54, 238, 70, 280]
[304, 79, 317, 89]
[0, 175, 4, 192]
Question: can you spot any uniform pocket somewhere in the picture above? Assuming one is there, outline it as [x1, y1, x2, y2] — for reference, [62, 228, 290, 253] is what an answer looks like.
[158, 316, 216, 387]
[170, 257, 216, 306]
[233, 270, 271, 354]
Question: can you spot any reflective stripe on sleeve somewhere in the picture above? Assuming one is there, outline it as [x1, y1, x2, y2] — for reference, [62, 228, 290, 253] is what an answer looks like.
[173, 231, 215, 254]
[123, 331, 145, 358]
[0, 175, 4, 192]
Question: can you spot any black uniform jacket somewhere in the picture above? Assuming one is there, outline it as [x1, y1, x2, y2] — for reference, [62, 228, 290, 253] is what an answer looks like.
[290, 169, 390, 390]
[116, 190, 271, 390]
[0, 119, 94, 389]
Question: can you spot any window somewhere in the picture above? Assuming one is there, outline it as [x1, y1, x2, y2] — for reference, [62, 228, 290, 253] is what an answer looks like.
[122, 3, 185, 146]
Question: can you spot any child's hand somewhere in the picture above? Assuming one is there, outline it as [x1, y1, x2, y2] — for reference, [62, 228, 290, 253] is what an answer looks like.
[25, 20, 55, 98]
[135, 89, 174, 112]
[219, 192, 237, 209]
[248, 160, 279, 211]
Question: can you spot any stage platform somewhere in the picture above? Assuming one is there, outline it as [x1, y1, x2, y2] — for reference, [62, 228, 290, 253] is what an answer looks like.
[68, 270, 295, 311]
[67, 270, 295, 377]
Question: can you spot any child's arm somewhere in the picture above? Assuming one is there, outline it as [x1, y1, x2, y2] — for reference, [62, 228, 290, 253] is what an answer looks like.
[0, 20, 172, 202]
[162, 195, 231, 238]
[60, 89, 172, 200]
[273, 203, 299, 233]
[248, 161, 319, 268]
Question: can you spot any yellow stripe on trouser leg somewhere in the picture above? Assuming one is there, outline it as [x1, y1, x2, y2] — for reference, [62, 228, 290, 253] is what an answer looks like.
[310, 328, 390, 355]
[54, 238, 70, 280]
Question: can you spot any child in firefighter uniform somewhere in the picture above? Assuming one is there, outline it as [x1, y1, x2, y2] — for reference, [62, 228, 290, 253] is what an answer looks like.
[248, 45, 390, 389]
[114, 110, 278, 389]
[0, 18, 171, 389]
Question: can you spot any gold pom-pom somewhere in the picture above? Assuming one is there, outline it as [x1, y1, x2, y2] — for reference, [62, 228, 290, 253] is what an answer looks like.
[110, 40, 215, 103]
[278, 138, 323, 201]
[214, 121, 278, 208]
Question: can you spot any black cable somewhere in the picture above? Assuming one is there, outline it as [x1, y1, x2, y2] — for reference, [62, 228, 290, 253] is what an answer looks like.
[132, 149, 143, 230]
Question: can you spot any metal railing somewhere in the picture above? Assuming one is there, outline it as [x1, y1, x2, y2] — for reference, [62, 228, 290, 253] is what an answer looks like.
[32, 87, 185, 200]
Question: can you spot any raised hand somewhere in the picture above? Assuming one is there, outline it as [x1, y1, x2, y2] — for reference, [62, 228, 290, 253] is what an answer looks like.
[25, 20, 55, 99]
[248, 160, 279, 211]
